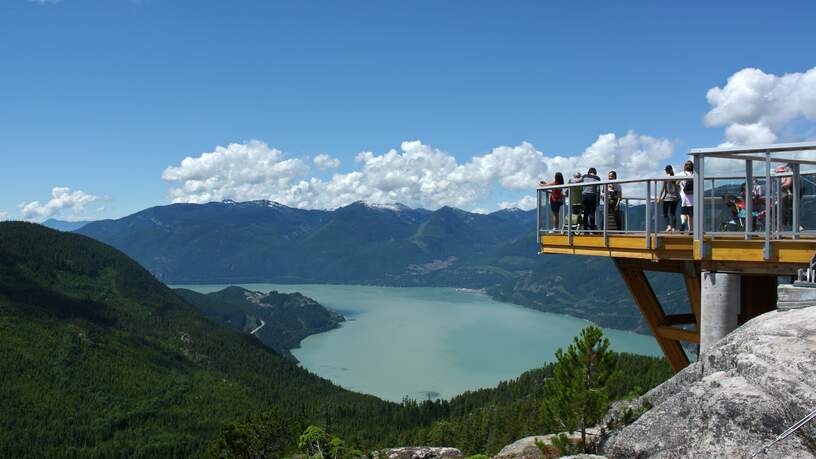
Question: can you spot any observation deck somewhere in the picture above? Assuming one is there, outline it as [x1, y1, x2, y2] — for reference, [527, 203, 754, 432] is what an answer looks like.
[535, 142, 816, 372]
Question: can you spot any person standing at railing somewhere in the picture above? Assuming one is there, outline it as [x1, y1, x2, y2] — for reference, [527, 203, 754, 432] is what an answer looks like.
[606, 170, 622, 230]
[568, 172, 584, 230]
[581, 168, 601, 231]
[679, 160, 694, 233]
[540, 172, 565, 232]
[780, 163, 794, 230]
[659, 165, 679, 232]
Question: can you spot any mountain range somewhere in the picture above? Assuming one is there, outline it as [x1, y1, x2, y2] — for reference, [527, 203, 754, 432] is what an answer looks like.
[42, 218, 93, 232]
[76, 199, 687, 334]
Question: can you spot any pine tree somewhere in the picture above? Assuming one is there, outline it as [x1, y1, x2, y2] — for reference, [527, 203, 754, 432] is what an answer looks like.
[541, 325, 617, 452]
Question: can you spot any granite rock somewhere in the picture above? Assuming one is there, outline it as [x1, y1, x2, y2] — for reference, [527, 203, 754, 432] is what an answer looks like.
[603, 306, 816, 458]
[376, 447, 464, 459]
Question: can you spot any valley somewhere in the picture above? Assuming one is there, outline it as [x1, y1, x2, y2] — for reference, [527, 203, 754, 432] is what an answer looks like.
[77, 199, 687, 335]
[176, 283, 661, 402]
[0, 221, 672, 457]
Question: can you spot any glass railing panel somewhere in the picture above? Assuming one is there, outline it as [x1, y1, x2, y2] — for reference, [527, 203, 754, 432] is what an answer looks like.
[704, 177, 751, 234]
[536, 166, 816, 245]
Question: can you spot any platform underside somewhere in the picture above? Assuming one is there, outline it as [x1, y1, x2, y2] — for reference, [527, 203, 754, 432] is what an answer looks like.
[539, 233, 809, 371]
[540, 233, 814, 274]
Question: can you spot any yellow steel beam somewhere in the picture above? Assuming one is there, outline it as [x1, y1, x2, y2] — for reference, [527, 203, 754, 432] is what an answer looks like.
[614, 259, 690, 372]
[657, 325, 700, 344]
[541, 233, 816, 266]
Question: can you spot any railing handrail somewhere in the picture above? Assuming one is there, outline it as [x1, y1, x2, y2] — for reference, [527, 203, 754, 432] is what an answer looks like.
[537, 172, 816, 191]
[538, 175, 690, 191]
[690, 141, 816, 156]
[535, 143, 816, 262]
[537, 171, 816, 191]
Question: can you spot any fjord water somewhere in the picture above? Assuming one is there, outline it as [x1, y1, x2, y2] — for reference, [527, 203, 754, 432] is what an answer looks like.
[178, 284, 661, 402]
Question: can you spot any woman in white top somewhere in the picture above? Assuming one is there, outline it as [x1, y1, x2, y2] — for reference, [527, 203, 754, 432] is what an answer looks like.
[679, 160, 694, 232]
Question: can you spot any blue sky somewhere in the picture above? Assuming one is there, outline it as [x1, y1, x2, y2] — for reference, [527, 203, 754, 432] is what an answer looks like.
[1, 0, 815, 220]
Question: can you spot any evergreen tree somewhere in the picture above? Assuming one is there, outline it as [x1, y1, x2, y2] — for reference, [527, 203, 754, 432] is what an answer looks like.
[207, 407, 298, 458]
[426, 420, 457, 446]
[541, 325, 617, 452]
[299, 425, 330, 458]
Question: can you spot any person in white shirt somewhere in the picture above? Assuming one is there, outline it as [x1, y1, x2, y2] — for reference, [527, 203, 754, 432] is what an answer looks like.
[679, 160, 694, 232]
[605, 170, 622, 230]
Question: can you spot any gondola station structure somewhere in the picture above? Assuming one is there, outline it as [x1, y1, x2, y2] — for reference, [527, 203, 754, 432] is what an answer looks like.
[536, 142, 816, 372]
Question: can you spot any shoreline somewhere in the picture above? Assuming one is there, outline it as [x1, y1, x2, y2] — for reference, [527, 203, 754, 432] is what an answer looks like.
[169, 280, 652, 339]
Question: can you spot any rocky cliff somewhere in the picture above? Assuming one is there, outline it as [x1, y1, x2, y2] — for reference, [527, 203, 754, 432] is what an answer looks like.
[602, 303, 816, 458]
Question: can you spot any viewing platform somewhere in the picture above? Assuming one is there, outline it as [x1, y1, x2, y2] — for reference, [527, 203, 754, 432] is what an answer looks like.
[535, 142, 816, 372]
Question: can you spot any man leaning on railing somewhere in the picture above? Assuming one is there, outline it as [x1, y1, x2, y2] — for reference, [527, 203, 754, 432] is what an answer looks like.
[581, 168, 601, 231]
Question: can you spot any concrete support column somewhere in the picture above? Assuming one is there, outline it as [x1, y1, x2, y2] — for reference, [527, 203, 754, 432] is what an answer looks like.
[700, 271, 741, 353]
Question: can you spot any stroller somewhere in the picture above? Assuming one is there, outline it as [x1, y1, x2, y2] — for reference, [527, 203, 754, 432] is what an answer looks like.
[564, 204, 584, 232]
[720, 193, 766, 232]
[563, 185, 584, 232]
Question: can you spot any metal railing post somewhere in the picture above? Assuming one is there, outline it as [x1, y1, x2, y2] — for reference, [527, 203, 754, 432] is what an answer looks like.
[775, 172, 781, 237]
[567, 188, 573, 246]
[536, 190, 542, 235]
[745, 160, 753, 239]
[793, 163, 801, 239]
[655, 182, 661, 234]
[694, 155, 705, 258]
[645, 180, 652, 249]
[710, 179, 715, 233]
[557, 195, 562, 234]
[603, 184, 609, 246]
[764, 151, 772, 260]
[624, 199, 629, 232]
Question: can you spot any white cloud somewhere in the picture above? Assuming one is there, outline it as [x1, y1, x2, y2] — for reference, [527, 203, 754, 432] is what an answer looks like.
[18, 187, 107, 220]
[313, 154, 341, 170]
[163, 132, 674, 210]
[499, 195, 536, 211]
[0, 211, 8, 221]
[162, 140, 310, 204]
[705, 67, 816, 146]
[471, 208, 489, 215]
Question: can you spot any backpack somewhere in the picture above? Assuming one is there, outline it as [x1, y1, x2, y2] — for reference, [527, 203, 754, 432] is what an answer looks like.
[684, 174, 694, 194]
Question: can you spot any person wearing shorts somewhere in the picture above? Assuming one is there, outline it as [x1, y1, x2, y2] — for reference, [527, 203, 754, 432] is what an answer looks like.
[679, 160, 694, 232]
[541, 172, 565, 231]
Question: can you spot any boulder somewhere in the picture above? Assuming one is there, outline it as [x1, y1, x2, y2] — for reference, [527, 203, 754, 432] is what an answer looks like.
[495, 430, 601, 459]
[494, 435, 550, 459]
[376, 447, 464, 459]
[603, 306, 816, 458]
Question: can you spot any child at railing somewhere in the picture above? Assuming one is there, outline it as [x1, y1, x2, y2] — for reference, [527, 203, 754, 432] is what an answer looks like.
[722, 183, 765, 232]
[568, 172, 584, 231]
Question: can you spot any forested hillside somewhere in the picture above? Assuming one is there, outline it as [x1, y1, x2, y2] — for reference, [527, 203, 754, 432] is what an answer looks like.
[0, 222, 673, 457]
[383, 352, 672, 455]
[0, 222, 431, 456]
[176, 286, 345, 359]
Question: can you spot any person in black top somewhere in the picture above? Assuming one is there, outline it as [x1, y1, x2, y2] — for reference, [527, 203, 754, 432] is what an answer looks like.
[606, 170, 622, 230]
[580, 168, 601, 230]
